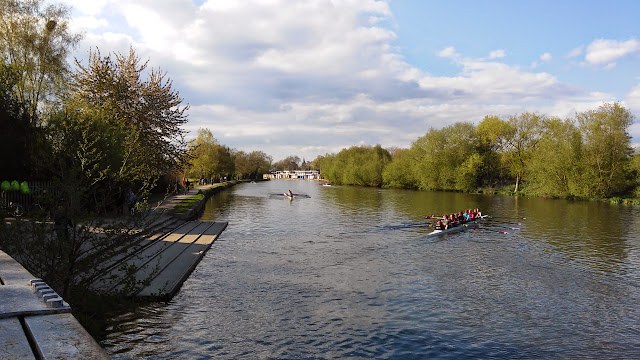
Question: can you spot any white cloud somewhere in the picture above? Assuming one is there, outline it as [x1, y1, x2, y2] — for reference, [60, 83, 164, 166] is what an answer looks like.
[585, 38, 640, 66]
[629, 84, 640, 140]
[540, 52, 552, 62]
[488, 49, 505, 59]
[627, 85, 640, 114]
[437, 46, 458, 58]
[60, 0, 109, 16]
[566, 46, 583, 58]
[69, 15, 109, 31]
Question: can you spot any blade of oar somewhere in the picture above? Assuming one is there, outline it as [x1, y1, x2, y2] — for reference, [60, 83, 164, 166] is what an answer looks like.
[425, 215, 439, 219]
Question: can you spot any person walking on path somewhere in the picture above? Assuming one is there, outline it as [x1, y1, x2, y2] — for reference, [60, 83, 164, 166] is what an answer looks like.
[184, 179, 191, 195]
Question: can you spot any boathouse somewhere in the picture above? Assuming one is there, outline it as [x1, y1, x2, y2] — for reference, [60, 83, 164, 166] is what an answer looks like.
[265, 170, 319, 180]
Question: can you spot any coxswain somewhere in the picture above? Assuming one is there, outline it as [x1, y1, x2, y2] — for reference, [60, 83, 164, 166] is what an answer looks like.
[434, 220, 444, 231]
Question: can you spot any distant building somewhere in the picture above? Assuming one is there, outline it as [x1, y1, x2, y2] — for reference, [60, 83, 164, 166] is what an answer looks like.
[264, 170, 320, 180]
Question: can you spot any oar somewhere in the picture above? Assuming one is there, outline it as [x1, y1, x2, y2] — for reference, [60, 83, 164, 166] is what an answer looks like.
[425, 215, 440, 219]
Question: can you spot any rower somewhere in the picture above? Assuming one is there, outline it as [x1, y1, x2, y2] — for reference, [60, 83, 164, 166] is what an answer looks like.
[448, 214, 457, 227]
[457, 211, 465, 224]
[442, 215, 450, 229]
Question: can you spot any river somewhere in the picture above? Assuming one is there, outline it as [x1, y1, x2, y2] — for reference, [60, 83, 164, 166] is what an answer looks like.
[102, 179, 640, 358]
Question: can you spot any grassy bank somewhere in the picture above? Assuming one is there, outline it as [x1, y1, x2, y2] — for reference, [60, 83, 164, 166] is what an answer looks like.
[173, 181, 240, 216]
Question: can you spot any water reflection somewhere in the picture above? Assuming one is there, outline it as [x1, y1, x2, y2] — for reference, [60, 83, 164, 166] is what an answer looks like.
[103, 180, 640, 359]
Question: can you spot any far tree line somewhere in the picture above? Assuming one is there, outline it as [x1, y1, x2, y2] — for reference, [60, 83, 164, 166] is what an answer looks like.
[314, 103, 639, 200]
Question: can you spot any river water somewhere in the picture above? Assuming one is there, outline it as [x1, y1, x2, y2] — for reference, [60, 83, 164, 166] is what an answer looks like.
[103, 180, 640, 359]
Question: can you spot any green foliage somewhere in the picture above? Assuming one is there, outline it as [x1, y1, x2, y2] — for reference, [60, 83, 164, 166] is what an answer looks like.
[321, 145, 391, 187]
[475, 115, 511, 186]
[273, 155, 301, 171]
[70, 48, 188, 181]
[576, 103, 634, 198]
[411, 123, 479, 191]
[186, 128, 235, 180]
[234, 150, 272, 180]
[382, 148, 417, 188]
[527, 117, 582, 197]
[503, 112, 544, 192]
[318, 103, 636, 201]
[0, 0, 82, 118]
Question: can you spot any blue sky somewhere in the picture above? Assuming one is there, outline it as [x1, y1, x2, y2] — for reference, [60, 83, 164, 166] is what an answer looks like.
[390, 1, 640, 96]
[60, 0, 640, 161]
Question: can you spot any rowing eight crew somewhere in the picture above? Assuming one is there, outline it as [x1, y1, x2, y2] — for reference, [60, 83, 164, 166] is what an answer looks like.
[433, 208, 482, 230]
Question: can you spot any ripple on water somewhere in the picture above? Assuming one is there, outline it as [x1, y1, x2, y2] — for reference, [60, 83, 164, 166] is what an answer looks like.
[102, 181, 640, 359]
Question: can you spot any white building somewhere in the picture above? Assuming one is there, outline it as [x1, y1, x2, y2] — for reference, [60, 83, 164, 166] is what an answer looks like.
[265, 170, 320, 180]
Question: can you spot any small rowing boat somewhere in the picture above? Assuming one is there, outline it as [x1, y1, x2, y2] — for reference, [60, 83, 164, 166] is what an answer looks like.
[425, 215, 488, 237]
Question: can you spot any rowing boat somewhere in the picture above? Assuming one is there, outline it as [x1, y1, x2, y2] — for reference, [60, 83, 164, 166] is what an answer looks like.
[425, 215, 488, 237]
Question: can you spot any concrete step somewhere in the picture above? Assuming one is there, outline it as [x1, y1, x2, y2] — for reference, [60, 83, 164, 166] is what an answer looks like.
[89, 221, 201, 293]
[137, 222, 227, 298]
[81, 216, 184, 282]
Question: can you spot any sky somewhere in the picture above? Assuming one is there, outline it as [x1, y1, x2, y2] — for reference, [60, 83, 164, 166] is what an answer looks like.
[59, 0, 640, 162]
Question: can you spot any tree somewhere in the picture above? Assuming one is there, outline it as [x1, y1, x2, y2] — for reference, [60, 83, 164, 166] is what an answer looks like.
[528, 117, 582, 197]
[234, 150, 271, 180]
[0, 58, 31, 179]
[246, 151, 272, 179]
[186, 128, 234, 181]
[576, 103, 634, 197]
[321, 145, 390, 187]
[475, 115, 512, 187]
[273, 156, 301, 171]
[503, 112, 544, 193]
[411, 123, 479, 191]
[69, 47, 189, 196]
[382, 148, 417, 188]
[312, 155, 325, 173]
[0, 0, 82, 119]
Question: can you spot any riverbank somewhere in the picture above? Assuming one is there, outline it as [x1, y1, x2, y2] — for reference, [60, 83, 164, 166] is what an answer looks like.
[171, 181, 239, 220]
[1, 180, 241, 344]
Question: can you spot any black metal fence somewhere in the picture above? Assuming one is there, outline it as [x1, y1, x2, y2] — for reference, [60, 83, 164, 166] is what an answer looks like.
[1, 181, 54, 212]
